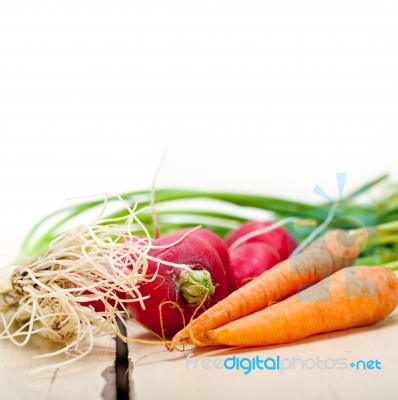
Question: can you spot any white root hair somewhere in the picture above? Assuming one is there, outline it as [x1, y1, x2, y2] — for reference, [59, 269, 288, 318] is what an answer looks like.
[0, 194, 191, 373]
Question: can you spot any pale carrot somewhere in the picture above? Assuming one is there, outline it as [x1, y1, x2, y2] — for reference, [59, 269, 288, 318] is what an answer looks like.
[170, 229, 366, 348]
[195, 266, 398, 346]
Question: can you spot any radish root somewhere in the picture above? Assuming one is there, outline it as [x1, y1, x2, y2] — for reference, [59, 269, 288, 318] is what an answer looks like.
[0, 194, 193, 372]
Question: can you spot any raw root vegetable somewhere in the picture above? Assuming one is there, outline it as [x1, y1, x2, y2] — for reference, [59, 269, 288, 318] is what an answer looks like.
[226, 220, 297, 259]
[128, 229, 227, 338]
[170, 229, 367, 348]
[227, 242, 280, 292]
[0, 197, 190, 371]
[177, 227, 230, 269]
[195, 266, 398, 347]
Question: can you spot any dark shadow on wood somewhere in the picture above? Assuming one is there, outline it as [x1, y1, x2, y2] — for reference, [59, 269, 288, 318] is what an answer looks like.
[115, 318, 130, 400]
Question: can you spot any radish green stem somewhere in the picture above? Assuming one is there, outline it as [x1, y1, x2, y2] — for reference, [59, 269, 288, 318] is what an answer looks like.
[178, 270, 215, 304]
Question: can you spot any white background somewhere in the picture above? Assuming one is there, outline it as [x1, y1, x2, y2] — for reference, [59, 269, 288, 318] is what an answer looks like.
[1, 0, 398, 260]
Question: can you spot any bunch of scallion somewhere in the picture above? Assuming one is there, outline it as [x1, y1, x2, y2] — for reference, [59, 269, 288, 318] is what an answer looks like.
[20, 173, 398, 272]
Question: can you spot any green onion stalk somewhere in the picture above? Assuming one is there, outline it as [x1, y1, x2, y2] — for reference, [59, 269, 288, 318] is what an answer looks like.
[20, 173, 398, 272]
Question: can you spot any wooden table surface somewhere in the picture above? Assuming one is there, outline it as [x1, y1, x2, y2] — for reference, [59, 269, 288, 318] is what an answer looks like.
[1, 310, 397, 400]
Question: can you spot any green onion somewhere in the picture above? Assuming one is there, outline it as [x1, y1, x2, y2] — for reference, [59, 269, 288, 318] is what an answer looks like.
[20, 173, 398, 271]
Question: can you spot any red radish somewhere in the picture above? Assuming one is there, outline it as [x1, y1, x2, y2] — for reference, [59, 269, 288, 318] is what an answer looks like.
[81, 228, 229, 314]
[178, 227, 230, 268]
[226, 221, 297, 259]
[127, 231, 227, 337]
[80, 229, 227, 314]
[227, 242, 280, 292]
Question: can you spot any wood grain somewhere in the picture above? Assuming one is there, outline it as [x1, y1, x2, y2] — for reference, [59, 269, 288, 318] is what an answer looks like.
[127, 311, 398, 400]
[0, 334, 116, 400]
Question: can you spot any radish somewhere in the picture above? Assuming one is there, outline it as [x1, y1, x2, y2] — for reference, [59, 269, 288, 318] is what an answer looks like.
[83, 228, 229, 315]
[128, 230, 227, 337]
[227, 242, 280, 292]
[178, 227, 230, 268]
[226, 221, 297, 259]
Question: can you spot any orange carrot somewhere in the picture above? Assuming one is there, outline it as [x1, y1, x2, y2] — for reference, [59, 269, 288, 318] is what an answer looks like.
[195, 266, 398, 346]
[170, 229, 366, 348]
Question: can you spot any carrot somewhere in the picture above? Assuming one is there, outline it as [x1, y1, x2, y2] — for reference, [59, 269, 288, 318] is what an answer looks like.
[170, 229, 366, 348]
[194, 266, 398, 346]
